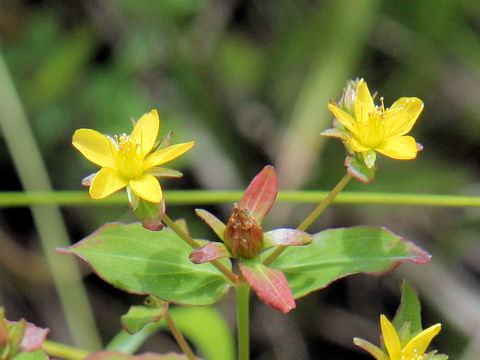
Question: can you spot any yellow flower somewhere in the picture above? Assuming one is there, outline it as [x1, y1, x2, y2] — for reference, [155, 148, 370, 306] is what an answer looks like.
[355, 315, 442, 360]
[327, 79, 423, 160]
[381, 315, 441, 360]
[72, 110, 194, 203]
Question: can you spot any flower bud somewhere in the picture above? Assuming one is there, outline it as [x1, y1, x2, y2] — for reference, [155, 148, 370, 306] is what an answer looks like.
[338, 78, 359, 116]
[224, 204, 264, 258]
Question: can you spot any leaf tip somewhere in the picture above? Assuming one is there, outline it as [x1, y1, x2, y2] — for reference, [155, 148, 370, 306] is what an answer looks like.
[55, 247, 73, 255]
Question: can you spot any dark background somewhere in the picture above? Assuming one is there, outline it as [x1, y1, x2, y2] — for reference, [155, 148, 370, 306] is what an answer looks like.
[1, 0, 480, 359]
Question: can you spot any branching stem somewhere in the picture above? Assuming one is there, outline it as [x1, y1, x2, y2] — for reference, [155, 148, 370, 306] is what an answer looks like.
[162, 214, 238, 283]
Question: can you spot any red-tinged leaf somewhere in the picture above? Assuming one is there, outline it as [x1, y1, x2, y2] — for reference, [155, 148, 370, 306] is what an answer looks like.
[57, 222, 231, 306]
[238, 165, 278, 224]
[19, 323, 49, 352]
[239, 261, 295, 314]
[262, 229, 312, 250]
[85, 351, 191, 360]
[269, 226, 431, 299]
[190, 242, 231, 264]
[195, 209, 226, 241]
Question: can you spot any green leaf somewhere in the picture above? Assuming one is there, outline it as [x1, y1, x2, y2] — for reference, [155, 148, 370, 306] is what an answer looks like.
[59, 222, 232, 305]
[345, 155, 376, 183]
[270, 226, 431, 298]
[85, 351, 189, 360]
[12, 350, 48, 360]
[393, 280, 422, 340]
[121, 304, 168, 334]
[106, 307, 235, 360]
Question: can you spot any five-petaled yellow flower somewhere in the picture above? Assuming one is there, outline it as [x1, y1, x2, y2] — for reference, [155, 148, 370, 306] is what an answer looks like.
[354, 314, 442, 360]
[327, 79, 423, 160]
[72, 110, 194, 203]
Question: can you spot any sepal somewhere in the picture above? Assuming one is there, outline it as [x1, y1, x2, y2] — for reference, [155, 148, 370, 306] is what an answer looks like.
[345, 155, 376, 183]
[262, 229, 312, 250]
[190, 242, 232, 264]
[239, 260, 295, 314]
[195, 209, 226, 242]
[352, 338, 388, 360]
[238, 165, 278, 224]
[128, 190, 165, 231]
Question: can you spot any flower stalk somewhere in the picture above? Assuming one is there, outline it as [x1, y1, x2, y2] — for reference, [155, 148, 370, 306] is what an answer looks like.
[42, 340, 90, 360]
[165, 312, 197, 360]
[264, 172, 352, 266]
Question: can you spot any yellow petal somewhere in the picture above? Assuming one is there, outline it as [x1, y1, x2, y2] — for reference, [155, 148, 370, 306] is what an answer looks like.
[131, 110, 160, 156]
[327, 104, 359, 136]
[376, 136, 418, 159]
[348, 136, 372, 153]
[72, 129, 117, 168]
[144, 141, 195, 169]
[355, 79, 375, 119]
[89, 168, 127, 199]
[380, 315, 402, 360]
[129, 174, 162, 203]
[384, 97, 423, 137]
[403, 324, 441, 356]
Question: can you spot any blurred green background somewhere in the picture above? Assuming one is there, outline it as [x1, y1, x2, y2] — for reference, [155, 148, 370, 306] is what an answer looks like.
[1, 0, 480, 359]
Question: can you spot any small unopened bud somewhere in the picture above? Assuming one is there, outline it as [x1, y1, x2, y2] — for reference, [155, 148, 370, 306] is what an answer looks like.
[224, 204, 263, 258]
[339, 78, 360, 116]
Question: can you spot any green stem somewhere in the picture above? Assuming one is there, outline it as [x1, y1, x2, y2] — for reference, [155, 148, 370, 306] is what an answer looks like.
[165, 312, 197, 360]
[0, 48, 101, 349]
[297, 172, 352, 231]
[236, 282, 250, 360]
[42, 340, 90, 360]
[264, 172, 352, 266]
[162, 214, 238, 284]
[162, 214, 200, 249]
[2, 190, 480, 207]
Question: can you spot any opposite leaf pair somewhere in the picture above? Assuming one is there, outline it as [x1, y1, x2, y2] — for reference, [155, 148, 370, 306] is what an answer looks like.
[191, 166, 312, 313]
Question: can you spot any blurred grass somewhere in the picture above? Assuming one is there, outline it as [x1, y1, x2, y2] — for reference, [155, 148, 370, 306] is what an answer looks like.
[1, 0, 480, 358]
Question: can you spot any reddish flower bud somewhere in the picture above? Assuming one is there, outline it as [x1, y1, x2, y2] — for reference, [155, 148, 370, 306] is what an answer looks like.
[224, 204, 264, 258]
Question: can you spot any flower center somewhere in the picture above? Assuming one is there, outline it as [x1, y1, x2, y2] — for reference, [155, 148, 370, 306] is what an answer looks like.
[356, 100, 387, 148]
[115, 134, 145, 179]
[401, 349, 426, 360]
